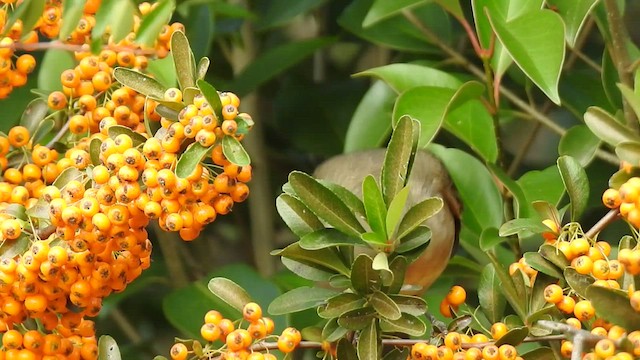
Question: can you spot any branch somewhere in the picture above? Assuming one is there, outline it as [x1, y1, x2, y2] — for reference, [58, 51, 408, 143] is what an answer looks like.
[585, 209, 620, 239]
[0, 40, 158, 56]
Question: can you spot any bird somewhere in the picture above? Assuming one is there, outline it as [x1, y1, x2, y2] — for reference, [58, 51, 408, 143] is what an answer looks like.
[313, 148, 460, 295]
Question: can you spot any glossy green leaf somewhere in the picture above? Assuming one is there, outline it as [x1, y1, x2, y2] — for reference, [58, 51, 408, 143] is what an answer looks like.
[107, 125, 147, 146]
[221, 136, 250, 167]
[396, 197, 442, 240]
[175, 143, 212, 179]
[319, 181, 367, 220]
[557, 155, 589, 220]
[429, 145, 503, 230]
[486, 253, 526, 319]
[276, 194, 323, 238]
[558, 125, 600, 166]
[564, 267, 595, 299]
[382, 115, 413, 205]
[370, 290, 401, 320]
[445, 99, 498, 163]
[354, 64, 460, 93]
[495, 326, 529, 347]
[113, 67, 167, 99]
[528, 272, 557, 315]
[362, 175, 387, 238]
[268, 286, 339, 315]
[363, 0, 428, 27]
[434, 0, 463, 18]
[207, 277, 252, 313]
[358, 319, 379, 360]
[547, 0, 599, 47]
[388, 256, 407, 294]
[231, 37, 335, 96]
[59, 0, 85, 39]
[379, 313, 426, 336]
[280, 257, 334, 282]
[584, 106, 640, 146]
[499, 218, 549, 237]
[289, 171, 365, 238]
[478, 263, 506, 324]
[20, 99, 48, 135]
[147, 56, 177, 89]
[93, 0, 135, 43]
[273, 243, 350, 276]
[53, 167, 84, 188]
[5, 0, 45, 39]
[517, 167, 565, 209]
[385, 186, 410, 237]
[479, 227, 505, 252]
[38, 50, 75, 91]
[389, 295, 426, 316]
[524, 252, 563, 279]
[136, 0, 175, 47]
[98, 335, 121, 360]
[0, 235, 30, 260]
[616, 142, 640, 165]
[586, 285, 640, 330]
[195, 79, 222, 118]
[338, 307, 376, 330]
[372, 252, 393, 286]
[256, 0, 325, 29]
[171, 31, 195, 90]
[487, 163, 530, 218]
[318, 293, 366, 319]
[538, 244, 570, 269]
[323, 318, 349, 342]
[300, 228, 365, 250]
[344, 81, 394, 153]
[351, 254, 379, 295]
[396, 226, 431, 253]
[31, 120, 54, 146]
[336, 338, 358, 360]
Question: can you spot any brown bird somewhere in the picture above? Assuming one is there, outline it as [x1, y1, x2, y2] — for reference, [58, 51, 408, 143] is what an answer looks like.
[313, 148, 461, 295]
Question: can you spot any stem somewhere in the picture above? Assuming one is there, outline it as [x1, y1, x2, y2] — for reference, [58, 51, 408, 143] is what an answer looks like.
[604, 0, 638, 130]
[0, 40, 158, 56]
[585, 209, 620, 239]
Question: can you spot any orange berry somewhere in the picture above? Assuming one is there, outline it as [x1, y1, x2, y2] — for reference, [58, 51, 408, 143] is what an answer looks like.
[170, 343, 188, 360]
[446, 285, 466, 306]
[602, 188, 621, 208]
[243, 302, 263, 322]
[8, 126, 29, 147]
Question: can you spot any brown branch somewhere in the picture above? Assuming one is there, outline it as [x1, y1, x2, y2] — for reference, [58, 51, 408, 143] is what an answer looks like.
[585, 209, 620, 239]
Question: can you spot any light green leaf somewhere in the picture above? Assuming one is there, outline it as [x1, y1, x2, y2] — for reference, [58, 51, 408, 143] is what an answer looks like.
[171, 30, 195, 90]
[557, 155, 589, 220]
[175, 143, 212, 179]
[558, 125, 600, 166]
[20, 98, 48, 133]
[546, 0, 599, 47]
[370, 290, 401, 320]
[300, 228, 365, 250]
[363, 0, 428, 27]
[113, 67, 167, 99]
[564, 267, 594, 298]
[59, 0, 85, 40]
[351, 254, 380, 295]
[318, 293, 366, 319]
[382, 116, 414, 205]
[389, 294, 426, 316]
[396, 197, 442, 240]
[268, 287, 339, 315]
[256, 0, 325, 29]
[499, 218, 549, 237]
[434, 0, 464, 18]
[525, 252, 563, 279]
[487, 9, 565, 104]
[345, 81, 394, 154]
[618, 83, 640, 121]
[479, 227, 505, 252]
[5, 0, 45, 39]
[372, 252, 393, 286]
[379, 313, 426, 336]
[196, 79, 222, 118]
[338, 307, 376, 330]
[93, 0, 135, 43]
[396, 226, 431, 253]
[197, 57, 210, 80]
[147, 56, 177, 89]
[207, 277, 252, 313]
[586, 285, 640, 330]
[273, 243, 350, 276]
[0, 235, 30, 260]
[517, 166, 565, 209]
[31, 120, 54, 146]
[281, 257, 334, 281]
[222, 136, 250, 166]
[98, 335, 121, 360]
[478, 263, 506, 324]
[362, 175, 387, 238]
[385, 186, 410, 237]
[354, 63, 460, 93]
[107, 125, 147, 146]
[357, 319, 379, 360]
[616, 142, 640, 165]
[38, 50, 75, 91]
[276, 194, 324, 238]
[136, 0, 175, 47]
[584, 106, 640, 146]
[445, 99, 498, 163]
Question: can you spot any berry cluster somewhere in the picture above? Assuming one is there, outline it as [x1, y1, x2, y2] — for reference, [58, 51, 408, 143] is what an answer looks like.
[410, 332, 520, 360]
[170, 303, 300, 360]
[603, 177, 640, 227]
[439, 285, 466, 318]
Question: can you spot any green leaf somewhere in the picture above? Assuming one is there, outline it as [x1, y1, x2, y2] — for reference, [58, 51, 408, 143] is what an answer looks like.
[379, 313, 426, 336]
[92, 0, 135, 43]
[289, 171, 365, 238]
[445, 99, 498, 163]
[517, 167, 565, 209]
[31, 120, 54, 146]
[538, 244, 570, 269]
[557, 155, 589, 220]
[586, 285, 640, 330]
[362, 175, 387, 238]
[584, 106, 640, 146]
[372, 252, 393, 286]
[616, 142, 640, 165]
[281, 257, 334, 282]
[344, 82, 394, 153]
[564, 267, 595, 299]
[38, 50, 75, 91]
[338, 307, 376, 330]
[486, 9, 565, 104]
[256, 0, 325, 29]
[113, 67, 167, 99]
[5, 0, 45, 39]
[98, 335, 121, 360]
[623, 82, 640, 119]
[389, 295, 427, 316]
[369, 290, 401, 320]
[231, 37, 335, 96]
[299, 228, 365, 250]
[479, 227, 507, 252]
[273, 243, 350, 276]
[0, 235, 30, 260]
[520, 347, 555, 360]
[499, 218, 549, 237]
[357, 319, 379, 360]
[396, 226, 431, 253]
[53, 167, 84, 188]
[171, 31, 195, 90]
[318, 181, 367, 221]
[207, 277, 252, 313]
[385, 186, 410, 237]
[195, 79, 222, 118]
[107, 125, 148, 146]
[558, 125, 600, 167]
[388, 256, 408, 294]
[197, 57, 210, 80]
[434, 0, 463, 18]
[2, 204, 26, 221]
[136, 0, 175, 47]
[382, 116, 414, 205]
[20, 99, 48, 135]
[546, 0, 599, 47]
[221, 136, 250, 167]
[396, 197, 442, 240]
[268, 286, 339, 315]
[147, 56, 177, 89]
[495, 326, 529, 347]
[336, 338, 358, 360]
[524, 252, 563, 279]
[354, 64, 460, 93]
[318, 293, 366, 319]
[175, 143, 212, 179]
[478, 264, 506, 324]
[276, 194, 324, 238]
[25, 200, 49, 219]
[59, 0, 85, 40]
[323, 318, 349, 342]
[363, 0, 428, 27]
[351, 254, 379, 295]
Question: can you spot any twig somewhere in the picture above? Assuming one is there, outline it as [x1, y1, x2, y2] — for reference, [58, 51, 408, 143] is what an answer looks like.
[585, 209, 620, 239]
[0, 40, 158, 56]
